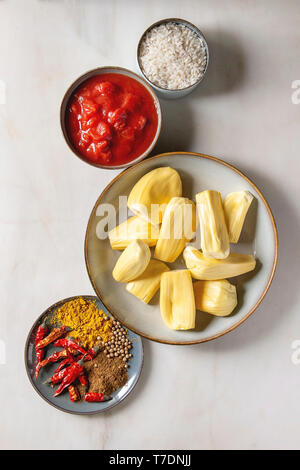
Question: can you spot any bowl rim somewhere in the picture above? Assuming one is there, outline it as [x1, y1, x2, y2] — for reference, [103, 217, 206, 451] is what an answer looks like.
[84, 151, 278, 346]
[24, 294, 144, 415]
[60, 66, 162, 170]
[137, 18, 210, 93]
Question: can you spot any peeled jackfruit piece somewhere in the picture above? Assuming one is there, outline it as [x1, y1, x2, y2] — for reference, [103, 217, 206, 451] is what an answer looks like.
[126, 259, 170, 304]
[127, 167, 182, 224]
[160, 270, 196, 330]
[196, 190, 230, 259]
[108, 216, 160, 250]
[193, 279, 237, 316]
[154, 197, 197, 263]
[112, 240, 150, 283]
[223, 191, 254, 243]
[183, 245, 256, 280]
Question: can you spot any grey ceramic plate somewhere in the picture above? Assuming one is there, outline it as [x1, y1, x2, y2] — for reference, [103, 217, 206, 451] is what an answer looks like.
[85, 152, 278, 345]
[25, 295, 143, 415]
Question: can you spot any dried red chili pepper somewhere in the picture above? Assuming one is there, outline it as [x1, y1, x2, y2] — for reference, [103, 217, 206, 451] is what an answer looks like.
[44, 367, 71, 385]
[65, 346, 78, 364]
[54, 338, 87, 356]
[51, 345, 79, 374]
[76, 343, 102, 362]
[84, 392, 111, 403]
[34, 318, 48, 379]
[79, 374, 88, 393]
[36, 325, 70, 349]
[39, 349, 72, 368]
[35, 318, 48, 346]
[44, 349, 77, 385]
[53, 357, 70, 374]
[68, 385, 80, 402]
[54, 355, 87, 397]
[85, 343, 102, 361]
[35, 361, 43, 380]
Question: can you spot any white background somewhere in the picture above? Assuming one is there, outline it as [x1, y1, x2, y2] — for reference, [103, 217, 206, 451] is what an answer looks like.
[1, 0, 300, 450]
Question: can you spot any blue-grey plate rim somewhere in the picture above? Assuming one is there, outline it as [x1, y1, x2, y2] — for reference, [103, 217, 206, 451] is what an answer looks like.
[24, 295, 144, 415]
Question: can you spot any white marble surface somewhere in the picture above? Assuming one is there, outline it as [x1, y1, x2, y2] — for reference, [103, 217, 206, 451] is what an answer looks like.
[1, 0, 300, 450]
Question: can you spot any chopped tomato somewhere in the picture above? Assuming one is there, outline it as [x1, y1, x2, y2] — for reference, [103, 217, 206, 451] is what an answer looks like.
[87, 117, 98, 128]
[99, 140, 110, 151]
[101, 102, 114, 119]
[94, 94, 115, 115]
[78, 138, 89, 149]
[96, 121, 112, 140]
[94, 81, 115, 96]
[120, 126, 135, 141]
[81, 117, 97, 131]
[86, 140, 111, 160]
[122, 93, 141, 112]
[88, 128, 103, 142]
[77, 87, 92, 99]
[80, 132, 91, 145]
[108, 108, 127, 129]
[85, 143, 99, 161]
[135, 115, 147, 131]
[78, 97, 98, 118]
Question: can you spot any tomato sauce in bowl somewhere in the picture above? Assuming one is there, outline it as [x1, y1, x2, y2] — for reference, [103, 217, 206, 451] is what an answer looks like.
[65, 72, 160, 167]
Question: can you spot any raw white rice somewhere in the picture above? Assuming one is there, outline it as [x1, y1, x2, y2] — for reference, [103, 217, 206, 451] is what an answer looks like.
[139, 22, 207, 90]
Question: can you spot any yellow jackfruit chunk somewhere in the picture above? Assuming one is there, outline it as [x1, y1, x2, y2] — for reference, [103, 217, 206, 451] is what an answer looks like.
[127, 167, 182, 224]
[193, 280, 237, 316]
[183, 246, 256, 280]
[112, 240, 150, 283]
[196, 190, 230, 259]
[160, 270, 196, 330]
[108, 216, 160, 250]
[154, 197, 197, 263]
[223, 191, 254, 243]
[126, 259, 170, 304]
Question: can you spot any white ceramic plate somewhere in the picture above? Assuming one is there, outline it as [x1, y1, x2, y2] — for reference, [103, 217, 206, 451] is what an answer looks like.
[85, 153, 278, 345]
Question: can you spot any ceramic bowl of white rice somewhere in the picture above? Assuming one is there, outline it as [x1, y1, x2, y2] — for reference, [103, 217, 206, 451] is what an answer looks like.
[137, 18, 209, 99]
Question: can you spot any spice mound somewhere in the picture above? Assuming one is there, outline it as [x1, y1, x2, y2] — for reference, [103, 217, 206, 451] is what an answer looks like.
[51, 297, 112, 348]
[83, 352, 128, 396]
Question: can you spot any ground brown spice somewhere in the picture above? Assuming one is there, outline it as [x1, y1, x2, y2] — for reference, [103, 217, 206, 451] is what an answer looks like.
[84, 351, 129, 396]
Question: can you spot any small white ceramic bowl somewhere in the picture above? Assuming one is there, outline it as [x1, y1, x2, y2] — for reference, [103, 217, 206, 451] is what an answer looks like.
[137, 18, 209, 99]
[60, 66, 162, 169]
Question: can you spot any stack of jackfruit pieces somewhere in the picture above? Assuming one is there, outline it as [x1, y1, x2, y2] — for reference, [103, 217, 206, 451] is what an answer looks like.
[109, 167, 256, 331]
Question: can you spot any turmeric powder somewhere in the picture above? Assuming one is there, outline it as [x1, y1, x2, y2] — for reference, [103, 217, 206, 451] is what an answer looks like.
[51, 297, 113, 348]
